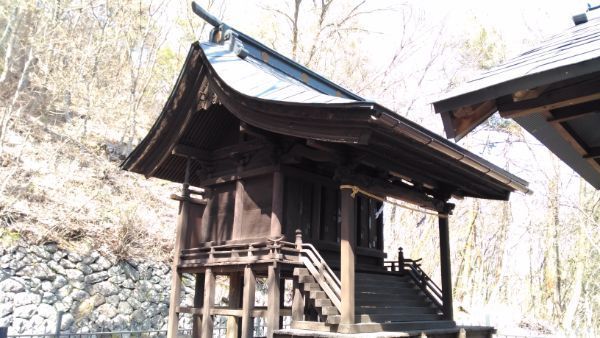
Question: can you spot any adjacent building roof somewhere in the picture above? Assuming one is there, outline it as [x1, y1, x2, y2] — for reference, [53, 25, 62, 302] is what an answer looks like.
[433, 15, 600, 189]
[122, 8, 531, 201]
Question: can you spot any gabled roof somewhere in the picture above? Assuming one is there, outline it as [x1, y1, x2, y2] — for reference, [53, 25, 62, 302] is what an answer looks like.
[122, 7, 531, 201]
[432, 15, 600, 189]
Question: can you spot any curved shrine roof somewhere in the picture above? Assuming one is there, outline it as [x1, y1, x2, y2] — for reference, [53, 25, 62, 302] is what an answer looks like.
[123, 36, 530, 200]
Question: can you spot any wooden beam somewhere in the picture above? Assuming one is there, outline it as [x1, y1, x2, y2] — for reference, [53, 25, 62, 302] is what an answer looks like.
[512, 85, 548, 102]
[227, 272, 243, 338]
[201, 268, 215, 337]
[172, 144, 211, 161]
[280, 165, 337, 188]
[177, 306, 203, 315]
[198, 165, 276, 187]
[446, 101, 496, 141]
[547, 100, 599, 123]
[266, 265, 281, 338]
[342, 173, 443, 211]
[358, 152, 439, 191]
[340, 188, 356, 325]
[584, 147, 600, 159]
[211, 139, 269, 160]
[288, 143, 343, 163]
[173, 140, 270, 166]
[241, 266, 256, 338]
[498, 78, 600, 118]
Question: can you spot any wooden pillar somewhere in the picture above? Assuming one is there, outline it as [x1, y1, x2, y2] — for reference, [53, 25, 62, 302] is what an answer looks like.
[232, 179, 245, 239]
[191, 273, 204, 338]
[270, 171, 283, 237]
[167, 159, 192, 338]
[241, 266, 256, 338]
[201, 268, 215, 337]
[292, 277, 304, 321]
[340, 188, 356, 325]
[226, 272, 243, 338]
[266, 265, 281, 337]
[439, 207, 454, 321]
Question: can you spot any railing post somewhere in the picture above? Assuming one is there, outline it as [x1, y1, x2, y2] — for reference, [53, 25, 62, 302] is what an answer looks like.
[295, 229, 303, 250]
[293, 229, 305, 323]
[397, 247, 404, 272]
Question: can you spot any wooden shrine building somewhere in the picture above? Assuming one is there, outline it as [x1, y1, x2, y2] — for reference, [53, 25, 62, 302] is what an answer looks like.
[122, 3, 531, 338]
[433, 9, 600, 189]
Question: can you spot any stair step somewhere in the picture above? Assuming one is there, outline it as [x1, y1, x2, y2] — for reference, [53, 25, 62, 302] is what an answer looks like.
[326, 313, 442, 324]
[309, 290, 326, 299]
[356, 295, 426, 304]
[293, 268, 310, 277]
[356, 290, 423, 298]
[290, 321, 336, 332]
[314, 298, 332, 307]
[356, 298, 430, 307]
[356, 286, 419, 294]
[356, 305, 439, 315]
[298, 275, 316, 283]
[303, 283, 321, 292]
[319, 306, 339, 315]
[380, 320, 456, 331]
[356, 273, 410, 281]
[355, 279, 416, 288]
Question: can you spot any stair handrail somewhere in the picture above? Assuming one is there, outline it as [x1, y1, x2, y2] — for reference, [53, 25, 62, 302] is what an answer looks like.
[404, 260, 444, 312]
[294, 230, 342, 311]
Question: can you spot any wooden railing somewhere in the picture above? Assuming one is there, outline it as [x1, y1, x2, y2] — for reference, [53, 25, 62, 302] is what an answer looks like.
[294, 230, 342, 311]
[178, 238, 303, 268]
[384, 248, 444, 314]
[179, 231, 342, 313]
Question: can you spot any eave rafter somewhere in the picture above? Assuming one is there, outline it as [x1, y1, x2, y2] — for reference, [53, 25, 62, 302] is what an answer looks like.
[497, 76, 600, 119]
[542, 110, 600, 174]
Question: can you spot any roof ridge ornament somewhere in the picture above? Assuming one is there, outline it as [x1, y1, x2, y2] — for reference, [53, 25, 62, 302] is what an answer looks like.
[191, 1, 248, 59]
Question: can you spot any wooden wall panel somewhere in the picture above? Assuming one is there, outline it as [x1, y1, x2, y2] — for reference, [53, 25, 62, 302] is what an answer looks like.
[241, 175, 273, 239]
[320, 186, 340, 243]
[201, 182, 236, 243]
[185, 203, 207, 249]
[283, 177, 317, 240]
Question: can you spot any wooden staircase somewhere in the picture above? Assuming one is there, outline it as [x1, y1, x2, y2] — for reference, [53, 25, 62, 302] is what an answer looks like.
[292, 268, 455, 334]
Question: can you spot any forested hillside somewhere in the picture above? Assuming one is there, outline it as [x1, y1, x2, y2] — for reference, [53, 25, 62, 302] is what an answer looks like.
[0, 0, 598, 336]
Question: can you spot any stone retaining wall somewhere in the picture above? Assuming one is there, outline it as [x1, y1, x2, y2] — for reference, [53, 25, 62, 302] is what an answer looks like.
[0, 243, 195, 334]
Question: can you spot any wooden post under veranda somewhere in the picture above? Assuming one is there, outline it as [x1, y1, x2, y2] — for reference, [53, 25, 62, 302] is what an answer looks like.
[167, 158, 192, 338]
[241, 266, 256, 338]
